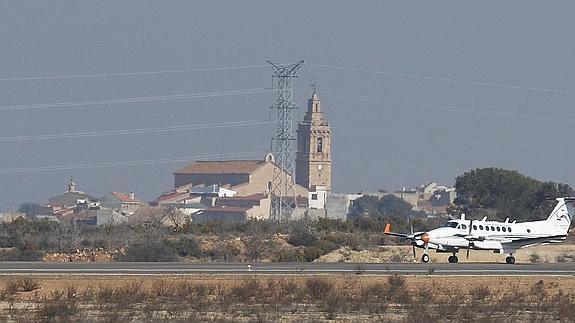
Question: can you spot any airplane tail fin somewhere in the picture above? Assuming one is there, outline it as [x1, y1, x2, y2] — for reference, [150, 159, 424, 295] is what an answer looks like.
[546, 198, 575, 232]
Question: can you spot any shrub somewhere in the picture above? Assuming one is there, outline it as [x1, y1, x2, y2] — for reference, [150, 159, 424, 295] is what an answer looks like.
[470, 286, 491, 300]
[152, 279, 172, 297]
[305, 277, 333, 300]
[171, 237, 202, 258]
[323, 291, 345, 320]
[5, 278, 41, 293]
[231, 277, 261, 302]
[288, 222, 318, 247]
[35, 297, 78, 322]
[386, 275, 410, 303]
[529, 253, 541, 263]
[0, 248, 43, 261]
[119, 241, 178, 262]
[303, 246, 324, 262]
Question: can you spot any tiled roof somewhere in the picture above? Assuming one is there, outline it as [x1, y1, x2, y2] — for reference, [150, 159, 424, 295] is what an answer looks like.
[217, 193, 268, 201]
[111, 192, 142, 203]
[155, 191, 189, 202]
[175, 160, 265, 174]
[203, 207, 248, 213]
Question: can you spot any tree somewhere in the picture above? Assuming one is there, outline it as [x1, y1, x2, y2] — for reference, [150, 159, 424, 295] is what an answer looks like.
[119, 241, 178, 262]
[454, 167, 574, 221]
[17, 202, 45, 218]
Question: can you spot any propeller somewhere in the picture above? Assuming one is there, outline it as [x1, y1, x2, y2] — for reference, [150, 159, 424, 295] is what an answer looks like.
[466, 219, 473, 259]
[410, 219, 416, 259]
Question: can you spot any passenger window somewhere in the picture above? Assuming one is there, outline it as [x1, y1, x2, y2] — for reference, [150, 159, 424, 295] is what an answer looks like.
[527, 229, 531, 233]
[479, 225, 483, 230]
[508, 227, 512, 233]
[502, 227, 506, 232]
[461, 224, 467, 230]
[496, 227, 500, 232]
[491, 226, 495, 231]
[473, 225, 477, 230]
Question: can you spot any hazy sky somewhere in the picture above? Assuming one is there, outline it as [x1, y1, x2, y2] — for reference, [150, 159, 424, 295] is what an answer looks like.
[1, 1, 574, 210]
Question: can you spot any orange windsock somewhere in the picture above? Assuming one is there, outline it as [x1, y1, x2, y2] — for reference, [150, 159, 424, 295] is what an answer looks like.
[384, 223, 391, 234]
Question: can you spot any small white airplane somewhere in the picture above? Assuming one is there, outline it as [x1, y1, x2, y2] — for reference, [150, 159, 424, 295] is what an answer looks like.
[384, 197, 574, 264]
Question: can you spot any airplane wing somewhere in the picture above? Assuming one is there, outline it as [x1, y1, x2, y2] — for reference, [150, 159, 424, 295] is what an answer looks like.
[500, 235, 567, 250]
[501, 235, 567, 249]
[383, 223, 411, 238]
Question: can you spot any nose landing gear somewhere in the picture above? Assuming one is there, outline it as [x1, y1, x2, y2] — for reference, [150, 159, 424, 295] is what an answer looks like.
[421, 253, 430, 263]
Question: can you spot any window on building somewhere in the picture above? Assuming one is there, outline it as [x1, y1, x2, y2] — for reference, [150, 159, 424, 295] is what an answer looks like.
[311, 193, 318, 200]
[317, 137, 323, 153]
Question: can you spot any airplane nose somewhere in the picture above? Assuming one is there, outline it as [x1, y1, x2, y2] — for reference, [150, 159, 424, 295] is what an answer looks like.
[421, 233, 430, 244]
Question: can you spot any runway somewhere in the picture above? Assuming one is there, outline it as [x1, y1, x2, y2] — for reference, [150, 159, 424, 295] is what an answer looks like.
[0, 262, 574, 276]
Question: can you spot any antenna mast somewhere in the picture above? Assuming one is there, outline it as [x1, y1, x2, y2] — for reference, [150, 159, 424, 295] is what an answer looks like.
[267, 60, 304, 220]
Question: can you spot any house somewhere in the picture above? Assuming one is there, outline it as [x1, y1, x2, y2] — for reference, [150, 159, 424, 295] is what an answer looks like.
[100, 192, 143, 215]
[154, 184, 237, 206]
[64, 208, 127, 226]
[214, 193, 270, 220]
[325, 193, 363, 220]
[48, 180, 99, 210]
[308, 186, 328, 210]
[169, 154, 310, 220]
[431, 187, 457, 206]
[173, 154, 309, 198]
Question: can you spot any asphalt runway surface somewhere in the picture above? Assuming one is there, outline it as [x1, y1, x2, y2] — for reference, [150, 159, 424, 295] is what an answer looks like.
[0, 262, 574, 276]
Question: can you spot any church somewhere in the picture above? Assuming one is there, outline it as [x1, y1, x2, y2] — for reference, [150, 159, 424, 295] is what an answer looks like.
[162, 90, 332, 222]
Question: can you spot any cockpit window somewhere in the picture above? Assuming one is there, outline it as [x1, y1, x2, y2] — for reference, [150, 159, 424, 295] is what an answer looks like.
[444, 222, 458, 228]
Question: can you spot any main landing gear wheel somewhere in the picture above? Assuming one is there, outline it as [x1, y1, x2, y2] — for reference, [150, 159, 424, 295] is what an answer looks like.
[421, 254, 430, 263]
[505, 256, 516, 264]
[448, 255, 459, 263]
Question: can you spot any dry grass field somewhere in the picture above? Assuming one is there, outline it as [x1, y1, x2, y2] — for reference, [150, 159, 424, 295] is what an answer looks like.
[0, 274, 574, 322]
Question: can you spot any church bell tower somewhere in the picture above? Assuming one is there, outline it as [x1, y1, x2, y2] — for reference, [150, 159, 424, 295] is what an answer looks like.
[295, 89, 332, 191]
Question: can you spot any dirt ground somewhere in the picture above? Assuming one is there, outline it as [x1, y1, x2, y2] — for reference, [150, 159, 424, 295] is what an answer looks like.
[317, 243, 575, 263]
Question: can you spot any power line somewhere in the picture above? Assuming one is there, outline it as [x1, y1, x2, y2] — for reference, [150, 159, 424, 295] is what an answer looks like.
[0, 120, 274, 143]
[0, 64, 268, 81]
[337, 154, 457, 177]
[0, 88, 273, 112]
[0, 151, 265, 174]
[309, 63, 575, 95]
[334, 124, 569, 155]
[320, 90, 575, 125]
